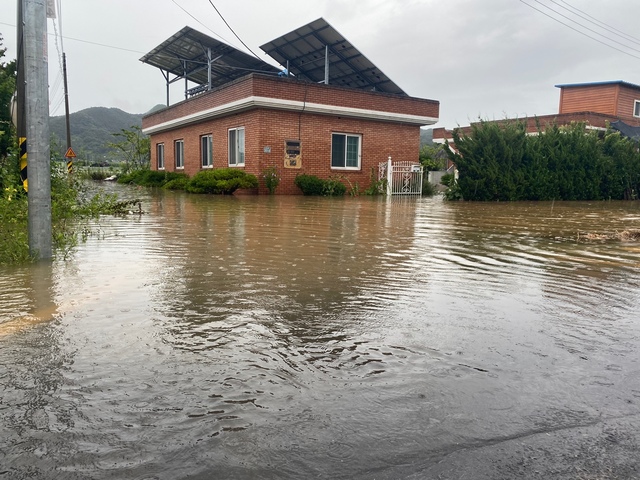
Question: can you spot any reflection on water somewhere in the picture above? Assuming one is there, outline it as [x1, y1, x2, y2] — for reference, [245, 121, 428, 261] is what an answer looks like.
[1, 188, 640, 479]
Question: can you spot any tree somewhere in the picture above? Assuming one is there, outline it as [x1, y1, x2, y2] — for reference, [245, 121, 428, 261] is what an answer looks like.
[0, 34, 17, 160]
[419, 143, 446, 171]
[0, 35, 18, 191]
[107, 125, 150, 173]
[445, 120, 640, 201]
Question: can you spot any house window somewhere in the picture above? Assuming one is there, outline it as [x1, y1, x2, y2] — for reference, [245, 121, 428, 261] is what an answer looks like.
[157, 143, 165, 170]
[175, 139, 184, 169]
[201, 134, 213, 168]
[634, 100, 640, 118]
[331, 133, 361, 169]
[228, 127, 245, 166]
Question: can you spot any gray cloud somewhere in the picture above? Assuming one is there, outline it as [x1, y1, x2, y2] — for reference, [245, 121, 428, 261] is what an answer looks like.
[1, 0, 638, 128]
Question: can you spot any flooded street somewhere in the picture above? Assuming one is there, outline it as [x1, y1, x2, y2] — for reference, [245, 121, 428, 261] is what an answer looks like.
[2, 186, 640, 479]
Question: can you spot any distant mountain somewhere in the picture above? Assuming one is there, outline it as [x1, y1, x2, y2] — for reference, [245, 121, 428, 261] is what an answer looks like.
[49, 107, 146, 162]
[420, 128, 434, 147]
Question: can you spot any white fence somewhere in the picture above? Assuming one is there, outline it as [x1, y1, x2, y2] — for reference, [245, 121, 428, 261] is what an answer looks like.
[379, 158, 423, 196]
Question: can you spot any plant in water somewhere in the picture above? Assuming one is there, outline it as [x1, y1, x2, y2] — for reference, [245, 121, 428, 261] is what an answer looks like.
[186, 168, 258, 194]
[262, 166, 281, 194]
[0, 152, 142, 264]
[422, 179, 437, 196]
[322, 175, 346, 196]
[294, 174, 325, 196]
[441, 173, 463, 201]
[294, 174, 346, 196]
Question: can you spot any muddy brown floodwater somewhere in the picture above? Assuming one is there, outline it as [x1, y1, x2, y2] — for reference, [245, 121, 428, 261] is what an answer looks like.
[1, 185, 640, 479]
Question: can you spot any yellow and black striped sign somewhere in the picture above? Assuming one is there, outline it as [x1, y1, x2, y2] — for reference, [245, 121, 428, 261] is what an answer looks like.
[65, 147, 75, 174]
[19, 137, 28, 193]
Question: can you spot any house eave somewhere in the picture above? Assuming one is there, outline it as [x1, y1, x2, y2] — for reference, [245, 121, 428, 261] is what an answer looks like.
[142, 96, 438, 135]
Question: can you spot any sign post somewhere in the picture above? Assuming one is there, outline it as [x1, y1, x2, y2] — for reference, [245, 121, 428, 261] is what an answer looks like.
[65, 147, 76, 173]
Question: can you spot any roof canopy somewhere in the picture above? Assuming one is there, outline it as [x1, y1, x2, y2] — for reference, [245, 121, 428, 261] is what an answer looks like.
[140, 27, 280, 94]
[555, 80, 640, 91]
[141, 19, 408, 103]
[611, 120, 640, 142]
[260, 18, 406, 96]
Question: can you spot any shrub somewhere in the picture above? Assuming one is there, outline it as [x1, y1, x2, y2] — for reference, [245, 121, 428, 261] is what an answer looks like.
[118, 170, 188, 188]
[322, 176, 346, 196]
[186, 168, 258, 194]
[262, 166, 280, 194]
[440, 173, 455, 188]
[0, 189, 30, 264]
[84, 168, 112, 181]
[294, 174, 346, 196]
[422, 179, 437, 196]
[294, 174, 325, 195]
[163, 175, 189, 190]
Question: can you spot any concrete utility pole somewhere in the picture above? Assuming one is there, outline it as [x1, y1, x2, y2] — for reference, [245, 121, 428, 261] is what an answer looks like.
[23, 0, 52, 259]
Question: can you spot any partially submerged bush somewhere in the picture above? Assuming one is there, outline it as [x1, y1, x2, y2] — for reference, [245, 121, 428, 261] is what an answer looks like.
[294, 174, 325, 195]
[322, 176, 346, 196]
[294, 174, 346, 196]
[84, 168, 114, 181]
[118, 170, 186, 188]
[186, 168, 258, 194]
[163, 175, 189, 190]
[0, 161, 141, 264]
[262, 166, 280, 194]
[422, 179, 437, 196]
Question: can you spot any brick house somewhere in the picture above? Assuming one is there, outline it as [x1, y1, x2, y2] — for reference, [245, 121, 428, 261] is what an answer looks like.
[141, 20, 439, 195]
[433, 80, 640, 144]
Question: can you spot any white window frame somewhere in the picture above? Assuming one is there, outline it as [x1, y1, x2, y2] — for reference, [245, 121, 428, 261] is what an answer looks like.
[331, 132, 362, 170]
[201, 134, 213, 168]
[228, 127, 245, 167]
[175, 139, 184, 169]
[156, 143, 165, 170]
[634, 100, 640, 118]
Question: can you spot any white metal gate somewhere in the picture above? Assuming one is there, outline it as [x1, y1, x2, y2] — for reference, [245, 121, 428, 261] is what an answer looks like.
[379, 158, 423, 195]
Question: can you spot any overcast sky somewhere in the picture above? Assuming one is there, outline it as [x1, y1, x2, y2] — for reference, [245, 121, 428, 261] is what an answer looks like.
[1, 0, 640, 129]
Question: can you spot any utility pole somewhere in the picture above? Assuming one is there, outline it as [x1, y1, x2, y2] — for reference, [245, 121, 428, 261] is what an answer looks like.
[23, 0, 52, 259]
[63, 52, 74, 172]
[16, 0, 27, 192]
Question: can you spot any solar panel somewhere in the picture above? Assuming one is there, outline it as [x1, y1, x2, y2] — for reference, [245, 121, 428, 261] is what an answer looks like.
[140, 27, 280, 92]
[260, 18, 406, 95]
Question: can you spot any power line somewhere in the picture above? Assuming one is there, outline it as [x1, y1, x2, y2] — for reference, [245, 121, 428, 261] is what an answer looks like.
[170, 0, 234, 46]
[519, 1, 640, 60]
[555, 0, 640, 45]
[207, 1, 261, 59]
[0, 22, 148, 54]
[530, 0, 640, 54]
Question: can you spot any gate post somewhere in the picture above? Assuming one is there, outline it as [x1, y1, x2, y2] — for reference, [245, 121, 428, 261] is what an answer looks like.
[386, 156, 392, 196]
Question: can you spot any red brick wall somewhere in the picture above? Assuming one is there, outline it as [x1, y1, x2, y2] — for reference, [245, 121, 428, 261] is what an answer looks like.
[146, 73, 435, 194]
[143, 73, 439, 130]
[149, 107, 421, 194]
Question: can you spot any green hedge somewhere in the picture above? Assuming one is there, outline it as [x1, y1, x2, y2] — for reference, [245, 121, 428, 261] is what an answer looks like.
[186, 168, 258, 194]
[446, 121, 640, 201]
[117, 170, 188, 188]
[294, 174, 346, 196]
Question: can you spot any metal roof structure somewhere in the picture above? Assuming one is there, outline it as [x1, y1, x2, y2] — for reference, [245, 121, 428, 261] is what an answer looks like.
[555, 80, 640, 91]
[611, 120, 640, 142]
[260, 18, 407, 96]
[140, 27, 280, 100]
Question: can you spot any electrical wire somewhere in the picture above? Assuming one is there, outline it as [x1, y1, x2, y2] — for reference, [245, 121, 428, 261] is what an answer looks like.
[555, 0, 640, 45]
[170, 0, 234, 46]
[529, 0, 640, 54]
[519, 0, 640, 60]
[207, 1, 261, 59]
